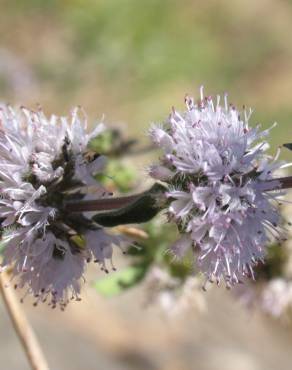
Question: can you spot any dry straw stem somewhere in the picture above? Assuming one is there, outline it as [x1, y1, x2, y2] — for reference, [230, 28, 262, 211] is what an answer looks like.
[0, 271, 49, 370]
[115, 225, 149, 240]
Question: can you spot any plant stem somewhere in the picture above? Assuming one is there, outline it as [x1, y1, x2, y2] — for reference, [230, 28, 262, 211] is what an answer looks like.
[0, 271, 49, 370]
[274, 175, 292, 190]
[65, 194, 141, 213]
[65, 176, 292, 214]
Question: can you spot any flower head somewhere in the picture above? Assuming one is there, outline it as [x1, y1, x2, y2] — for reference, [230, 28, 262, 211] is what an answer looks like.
[234, 278, 292, 318]
[144, 266, 206, 316]
[260, 278, 292, 317]
[150, 88, 288, 286]
[0, 105, 126, 308]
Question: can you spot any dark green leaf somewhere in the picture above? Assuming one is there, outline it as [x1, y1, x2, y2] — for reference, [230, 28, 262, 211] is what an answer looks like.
[93, 183, 166, 227]
[283, 143, 292, 151]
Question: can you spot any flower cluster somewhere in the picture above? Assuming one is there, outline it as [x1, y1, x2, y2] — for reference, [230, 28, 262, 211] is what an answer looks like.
[150, 88, 288, 286]
[144, 266, 206, 316]
[0, 106, 126, 309]
[235, 278, 292, 318]
[260, 278, 292, 317]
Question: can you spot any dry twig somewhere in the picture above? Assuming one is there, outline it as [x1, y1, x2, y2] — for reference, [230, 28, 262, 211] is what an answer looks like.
[115, 225, 149, 240]
[0, 271, 49, 370]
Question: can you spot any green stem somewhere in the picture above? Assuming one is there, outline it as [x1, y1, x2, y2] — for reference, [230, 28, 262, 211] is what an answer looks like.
[64, 176, 292, 214]
[64, 194, 141, 213]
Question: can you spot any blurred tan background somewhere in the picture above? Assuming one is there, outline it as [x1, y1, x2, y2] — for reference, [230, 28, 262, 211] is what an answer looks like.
[0, 0, 292, 369]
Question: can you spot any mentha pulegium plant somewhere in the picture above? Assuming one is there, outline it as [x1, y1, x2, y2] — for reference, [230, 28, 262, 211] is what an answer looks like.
[0, 105, 127, 309]
[149, 87, 291, 287]
[0, 91, 291, 310]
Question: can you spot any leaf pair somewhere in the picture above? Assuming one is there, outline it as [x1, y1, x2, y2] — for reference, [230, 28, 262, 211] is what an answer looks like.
[93, 183, 167, 227]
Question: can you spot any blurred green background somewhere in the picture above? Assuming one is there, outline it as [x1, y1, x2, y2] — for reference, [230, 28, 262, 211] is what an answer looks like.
[0, 1, 292, 370]
[0, 0, 291, 154]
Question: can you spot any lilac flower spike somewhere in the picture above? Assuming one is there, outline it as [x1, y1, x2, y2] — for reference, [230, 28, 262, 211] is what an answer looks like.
[0, 106, 126, 309]
[150, 87, 289, 287]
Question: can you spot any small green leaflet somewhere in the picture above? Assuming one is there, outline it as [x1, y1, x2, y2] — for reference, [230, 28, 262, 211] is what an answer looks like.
[283, 143, 292, 151]
[0, 240, 7, 255]
[94, 265, 147, 297]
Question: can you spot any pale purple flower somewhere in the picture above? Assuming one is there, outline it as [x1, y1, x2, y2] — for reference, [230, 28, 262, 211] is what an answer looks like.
[234, 278, 292, 318]
[144, 266, 206, 316]
[260, 278, 292, 317]
[0, 106, 126, 309]
[150, 87, 289, 286]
